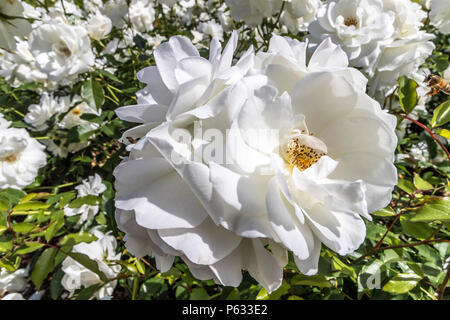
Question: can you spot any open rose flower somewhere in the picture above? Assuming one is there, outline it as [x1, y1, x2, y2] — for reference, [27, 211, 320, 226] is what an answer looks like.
[114, 33, 397, 291]
[28, 18, 95, 83]
[308, 0, 434, 95]
[0, 119, 47, 190]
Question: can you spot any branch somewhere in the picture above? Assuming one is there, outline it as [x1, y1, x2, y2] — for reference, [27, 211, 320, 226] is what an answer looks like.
[404, 115, 450, 161]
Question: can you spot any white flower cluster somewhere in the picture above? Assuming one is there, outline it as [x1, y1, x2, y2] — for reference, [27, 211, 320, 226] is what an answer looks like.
[0, 115, 47, 190]
[114, 32, 398, 292]
[64, 174, 107, 227]
[61, 227, 121, 299]
[308, 0, 435, 96]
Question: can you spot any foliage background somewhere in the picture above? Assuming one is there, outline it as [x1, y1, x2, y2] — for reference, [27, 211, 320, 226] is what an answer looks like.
[0, 0, 449, 300]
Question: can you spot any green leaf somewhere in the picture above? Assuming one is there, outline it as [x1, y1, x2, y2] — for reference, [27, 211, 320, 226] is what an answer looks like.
[15, 242, 45, 255]
[190, 287, 211, 300]
[12, 222, 35, 233]
[413, 174, 433, 191]
[13, 201, 50, 212]
[32, 247, 58, 290]
[431, 100, 450, 128]
[291, 274, 332, 288]
[0, 200, 7, 212]
[64, 252, 109, 282]
[372, 206, 396, 217]
[409, 200, 450, 222]
[256, 280, 290, 300]
[398, 179, 415, 194]
[400, 220, 433, 240]
[45, 210, 65, 242]
[81, 77, 105, 109]
[382, 273, 421, 294]
[76, 283, 102, 300]
[68, 195, 101, 208]
[0, 188, 26, 209]
[94, 69, 123, 84]
[436, 128, 450, 139]
[59, 231, 98, 247]
[397, 76, 418, 114]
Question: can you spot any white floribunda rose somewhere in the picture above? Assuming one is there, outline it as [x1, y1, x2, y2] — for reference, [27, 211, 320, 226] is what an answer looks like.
[430, 0, 450, 34]
[25, 93, 70, 131]
[281, 0, 321, 32]
[64, 174, 107, 227]
[86, 10, 112, 41]
[225, 0, 284, 26]
[61, 227, 121, 299]
[0, 268, 28, 292]
[28, 18, 95, 83]
[101, 0, 128, 28]
[0, 114, 11, 129]
[309, 0, 396, 73]
[129, 0, 156, 33]
[113, 33, 397, 291]
[0, 0, 32, 50]
[198, 20, 224, 41]
[309, 0, 434, 95]
[0, 38, 55, 90]
[0, 122, 47, 190]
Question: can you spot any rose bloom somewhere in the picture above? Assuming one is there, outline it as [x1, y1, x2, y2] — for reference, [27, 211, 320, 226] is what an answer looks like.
[64, 174, 107, 227]
[129, 0, 156, 33]
[430, 0, 450, 34]
[61, 227, 121, 299]
[0, 268, 28, 293]
[281, 0, 322, 32]
[308, 0, 434, 95]
[86, 9, 112, 41]
[0, 0, 31, 50]
[225, 0, 284, 26]
[28, 18, 95, 83]
[113, 34, 397, 291]
[0, 120, 47, 190]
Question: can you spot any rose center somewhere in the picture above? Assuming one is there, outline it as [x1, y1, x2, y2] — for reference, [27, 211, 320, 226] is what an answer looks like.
[344, 17, 358, 27]
[55, 41, 72, 58]
[3, 153, 18, 163]
[72, 107, 82, 116]
[282, 131, 327, 171]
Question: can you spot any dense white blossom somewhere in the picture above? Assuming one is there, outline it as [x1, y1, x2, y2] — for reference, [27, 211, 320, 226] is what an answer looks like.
[0, 123, 47, 190]
[113, 33, 397, 291]
[61, 227, 121, 299]
[28, 19, 95, 83]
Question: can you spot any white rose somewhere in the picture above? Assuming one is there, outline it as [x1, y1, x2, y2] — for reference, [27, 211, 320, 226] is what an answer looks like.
[61, 228, 121, 299]
[281, 0, 321, 32]
[309, 0, 396, 73]
[64, 174, 106, 227]
[0, 114, 11, 129]
[0, 0, 32, 50]
[101, 0, 128, 28]
[309, 0, 434, 94]
[86, 10, 112, 41]
[198, 20, 224, 41]
[0, 126, 47, 190]
[113, 33, 397, 291]
[28, 19, 95, 83]
[1, 293, 25, 300]
[430, 0, 450, 34]
[129, 0, 156, 33]
[225, 0, 284, 26]
[25, 93, 70, 131]
[0, 268, 28, 292]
